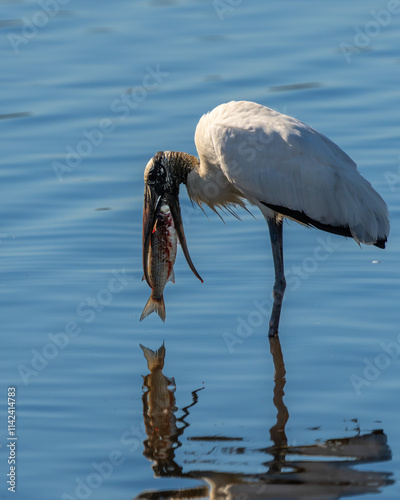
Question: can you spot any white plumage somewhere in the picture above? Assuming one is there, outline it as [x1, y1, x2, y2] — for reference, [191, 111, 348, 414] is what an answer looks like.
[189, 101, 389, 245]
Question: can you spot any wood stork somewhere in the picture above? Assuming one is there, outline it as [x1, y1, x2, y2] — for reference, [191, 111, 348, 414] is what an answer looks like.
[142, 101, 389, 336]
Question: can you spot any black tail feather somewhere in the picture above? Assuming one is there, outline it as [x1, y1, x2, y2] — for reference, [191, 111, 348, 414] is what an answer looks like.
[261, 201, 387, 249]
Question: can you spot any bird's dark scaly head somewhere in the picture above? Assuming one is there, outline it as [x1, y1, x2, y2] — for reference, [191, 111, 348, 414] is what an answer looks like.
[142, 151, 202, 286]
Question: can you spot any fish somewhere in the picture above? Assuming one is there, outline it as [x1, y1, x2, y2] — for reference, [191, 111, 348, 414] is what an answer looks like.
[140, 199, 177, 322]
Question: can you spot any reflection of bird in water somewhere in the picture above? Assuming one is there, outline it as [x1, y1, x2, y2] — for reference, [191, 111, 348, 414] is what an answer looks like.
[142, 101, 390, 335]
[137, 339, 393, 500]
[267, 337, 289, 473]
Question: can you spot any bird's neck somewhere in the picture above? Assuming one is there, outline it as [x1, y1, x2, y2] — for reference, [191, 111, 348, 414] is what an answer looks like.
[184, 156, 247, 212]
[167, 151, 245, 211]
[166, 151, 200, 185]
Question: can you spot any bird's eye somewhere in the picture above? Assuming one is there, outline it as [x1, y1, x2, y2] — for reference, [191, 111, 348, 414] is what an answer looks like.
[147, 165, 166, 185]
[147, 168, 157, 185]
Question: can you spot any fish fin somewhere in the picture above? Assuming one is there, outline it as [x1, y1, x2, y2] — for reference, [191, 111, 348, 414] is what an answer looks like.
[142, 274, 145, 281]
[140, 342, 166, 371]
[168, 269, 175, 284]
[140, 295, 166, 322]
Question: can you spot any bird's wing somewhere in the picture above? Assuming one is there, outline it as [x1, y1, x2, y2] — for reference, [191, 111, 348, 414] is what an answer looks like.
[202, 101, 389, 245]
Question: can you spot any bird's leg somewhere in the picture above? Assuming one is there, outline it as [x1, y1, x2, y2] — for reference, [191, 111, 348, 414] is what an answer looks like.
[267, 218, 286, 337]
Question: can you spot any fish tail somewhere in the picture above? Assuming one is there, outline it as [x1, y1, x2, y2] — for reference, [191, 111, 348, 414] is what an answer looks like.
[139, 342, 166, 371]
[140, 295, 166, 322]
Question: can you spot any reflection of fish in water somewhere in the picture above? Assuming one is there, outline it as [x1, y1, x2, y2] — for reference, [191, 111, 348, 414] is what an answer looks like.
[140, 342, 176, 431]
[140, 343, 204, 479]
[140, 343, 176, 411]
[141, 200, 177, 322]
[140, 343, 180, 476]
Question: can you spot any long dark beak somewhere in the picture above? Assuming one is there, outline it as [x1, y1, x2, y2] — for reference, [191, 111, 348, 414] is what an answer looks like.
[164, 192, 203, 283]
[142, 185, 159, 286]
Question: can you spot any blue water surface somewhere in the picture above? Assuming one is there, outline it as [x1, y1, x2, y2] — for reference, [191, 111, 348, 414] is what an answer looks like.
[1, 1, 399, 499]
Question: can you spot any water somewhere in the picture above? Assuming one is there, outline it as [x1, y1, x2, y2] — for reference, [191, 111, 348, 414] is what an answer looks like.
[1, 1, 399, 498]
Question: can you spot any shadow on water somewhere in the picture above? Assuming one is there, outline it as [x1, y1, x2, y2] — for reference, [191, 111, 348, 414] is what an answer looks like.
[136, 340, 394, 500]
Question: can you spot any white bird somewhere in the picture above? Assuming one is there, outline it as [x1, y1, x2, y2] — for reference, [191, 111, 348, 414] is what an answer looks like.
[142, 101, 389, 336]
